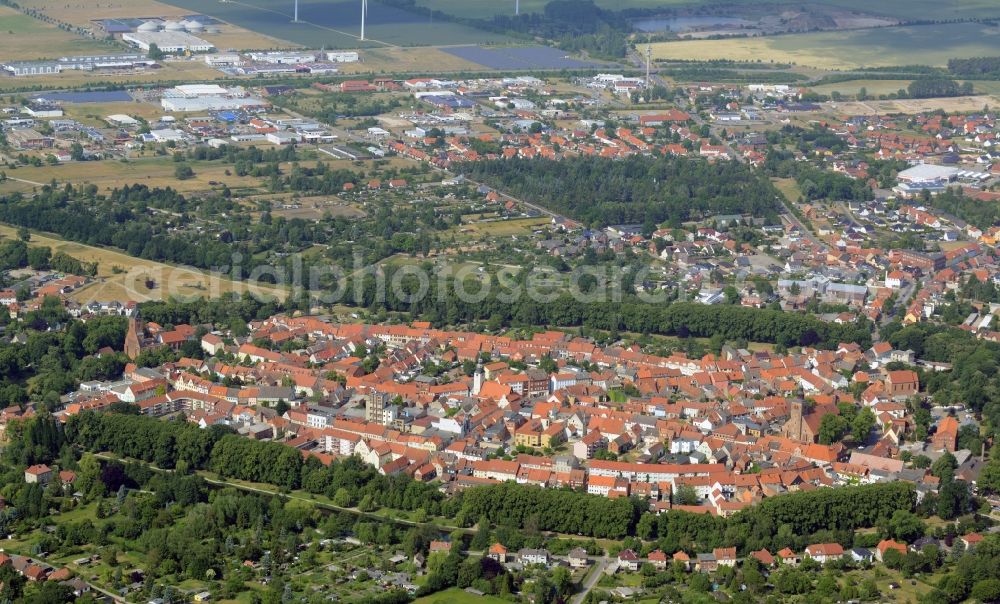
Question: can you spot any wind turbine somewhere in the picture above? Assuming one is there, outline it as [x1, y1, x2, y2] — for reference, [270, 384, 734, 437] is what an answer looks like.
[360, 0, 368, 41]
[292, 0, 299, 22]
[515, 0, 519, 15]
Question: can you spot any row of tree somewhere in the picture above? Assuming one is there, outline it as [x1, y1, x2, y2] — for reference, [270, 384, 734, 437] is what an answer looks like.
[349, 271, 875, 349]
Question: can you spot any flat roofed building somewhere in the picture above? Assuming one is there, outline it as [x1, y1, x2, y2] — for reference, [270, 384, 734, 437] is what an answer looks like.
[122, 31, 214, 53]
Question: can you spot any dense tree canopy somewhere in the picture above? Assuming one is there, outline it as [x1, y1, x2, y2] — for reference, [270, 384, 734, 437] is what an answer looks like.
[456, 155, 782, 228]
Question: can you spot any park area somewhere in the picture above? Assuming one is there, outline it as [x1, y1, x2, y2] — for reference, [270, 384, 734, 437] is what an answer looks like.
[650, 22, 1000, 70]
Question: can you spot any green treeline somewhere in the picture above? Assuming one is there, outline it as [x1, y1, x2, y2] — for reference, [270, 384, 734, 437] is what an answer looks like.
[926, 187, 1000, 230]
[907, 78, 973, 98]
[455, 155, 782, 228]
[348, 272, 875, 349]
[463, 481, 914, 553]
[64, 410, 456, 516]
[62, 409, 913, 554]
[0, 238, 96, 276]
[948, 56, 1000, 79]
[460, 481, 638, 539]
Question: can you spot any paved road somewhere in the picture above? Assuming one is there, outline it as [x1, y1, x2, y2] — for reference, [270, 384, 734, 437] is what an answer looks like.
[572, 556, 608, 604]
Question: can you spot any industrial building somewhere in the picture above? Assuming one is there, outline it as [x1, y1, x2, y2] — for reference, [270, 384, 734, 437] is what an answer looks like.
[2, 53, 150, 77]
[160, 85, 268, 112]
[95, 16, 220, 35]
[122, 31, 214, 53]
[204, 54, 243, 67]
[893, 164, 959, 197]
[247, 52, 316, 64]
[7, 129, 54, 150]
[325, 51, 360, 63]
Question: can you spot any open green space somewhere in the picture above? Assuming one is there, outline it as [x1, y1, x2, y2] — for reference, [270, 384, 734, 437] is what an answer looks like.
[413, 587, 510, 604]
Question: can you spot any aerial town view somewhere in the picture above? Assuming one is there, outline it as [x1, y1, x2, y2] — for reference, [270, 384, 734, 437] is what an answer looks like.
[3, 0, 1000, 602]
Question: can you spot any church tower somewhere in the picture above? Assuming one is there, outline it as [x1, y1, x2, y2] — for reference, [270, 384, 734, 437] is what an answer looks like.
[124, 316, 143, 360]
[473, 364, 483, 396]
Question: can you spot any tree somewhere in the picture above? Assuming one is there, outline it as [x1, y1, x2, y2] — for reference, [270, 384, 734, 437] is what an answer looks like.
[147, 43, 164, 60]
[358, 494, 377, 512]
[818, 413, 849, 445]
[971, 578, 1000, 603]
[174, 164, 194, 181]
[852, 408, 876, 442]
[333, 487, 352, 508]
[931, 451, 957, 481]
[888, 510, 925, 543]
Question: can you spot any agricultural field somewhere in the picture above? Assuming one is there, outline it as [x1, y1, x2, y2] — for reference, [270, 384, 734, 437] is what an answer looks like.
[16, 0, 288, 50]
[156, 0, 515, 49]
[416, 0, 1000, 21]
[650, 22, 1000, 70]
[810, 79, 1000, 100]
[826, 95, 1000, 116]
[0, 6, 111, 61]
[0, 224, 286, 303]
[339, 47, 486, 75]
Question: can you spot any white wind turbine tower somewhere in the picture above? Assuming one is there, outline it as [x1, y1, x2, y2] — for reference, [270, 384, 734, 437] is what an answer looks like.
[515, 0, 519, 15]
[360, 0, 368, 40]
[293, 0, 299, 22]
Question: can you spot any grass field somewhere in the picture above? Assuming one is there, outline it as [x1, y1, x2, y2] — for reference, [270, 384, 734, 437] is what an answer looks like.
[809, 79, 915, 97]
[0, 6, 111, 61]
[1, 156, 272, 195]
[772, 178, 802, 203]
[650, 23, 1000, 70]
[156, 0, 515, 49]
[413, 588, 509, 604]
[0, 224, 286, 303]
[453, 216, 550, 240]
[416, 0, 1000, 20]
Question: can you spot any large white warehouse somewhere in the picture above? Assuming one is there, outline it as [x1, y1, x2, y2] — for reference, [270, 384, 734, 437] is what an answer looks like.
[122, 31, 214, 53]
